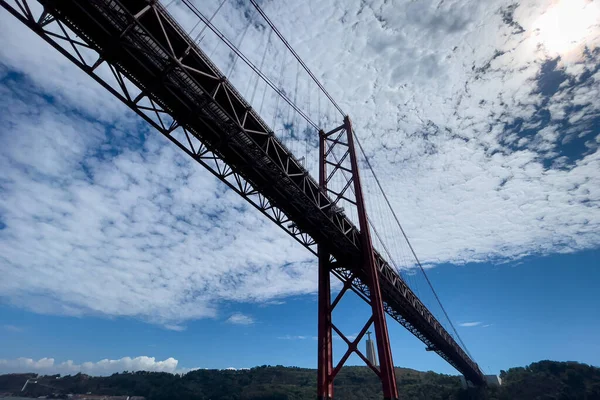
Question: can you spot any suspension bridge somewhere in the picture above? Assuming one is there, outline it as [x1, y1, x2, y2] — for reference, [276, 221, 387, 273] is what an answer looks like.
[1, 0, 487, 398]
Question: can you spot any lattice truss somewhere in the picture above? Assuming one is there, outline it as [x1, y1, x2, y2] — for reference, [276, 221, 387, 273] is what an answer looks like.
[321, 121, 375, 368]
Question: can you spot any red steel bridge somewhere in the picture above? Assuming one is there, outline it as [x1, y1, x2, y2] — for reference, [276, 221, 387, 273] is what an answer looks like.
[1, 0, 487, 398]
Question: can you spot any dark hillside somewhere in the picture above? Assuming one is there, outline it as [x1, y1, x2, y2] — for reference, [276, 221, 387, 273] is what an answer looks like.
[1, 361, 598, 400]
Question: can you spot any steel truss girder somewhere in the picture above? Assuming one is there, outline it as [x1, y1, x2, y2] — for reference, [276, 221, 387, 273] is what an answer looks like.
[0, 0, 485, 386]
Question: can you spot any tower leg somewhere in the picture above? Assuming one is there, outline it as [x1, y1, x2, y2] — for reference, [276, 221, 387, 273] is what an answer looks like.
[317, 246, 333, 400]
[317, 129, 333, 400]
[345, 116, 399, 400]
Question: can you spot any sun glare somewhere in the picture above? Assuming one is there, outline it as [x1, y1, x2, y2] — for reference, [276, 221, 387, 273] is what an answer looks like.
[533, 0, 600, 55]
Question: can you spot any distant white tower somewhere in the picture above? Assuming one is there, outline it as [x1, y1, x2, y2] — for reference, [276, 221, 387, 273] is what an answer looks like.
[366, 331, 378, 367]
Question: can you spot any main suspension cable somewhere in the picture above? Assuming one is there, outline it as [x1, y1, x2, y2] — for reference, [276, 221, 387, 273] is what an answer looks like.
[354, 135, 473, 359]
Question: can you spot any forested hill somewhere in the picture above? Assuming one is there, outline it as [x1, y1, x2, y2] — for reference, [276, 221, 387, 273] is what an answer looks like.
[1, 360, 599, 400]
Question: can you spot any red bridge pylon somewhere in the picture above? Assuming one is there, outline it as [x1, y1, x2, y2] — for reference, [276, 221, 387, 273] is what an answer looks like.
[317, 116, 398, 400]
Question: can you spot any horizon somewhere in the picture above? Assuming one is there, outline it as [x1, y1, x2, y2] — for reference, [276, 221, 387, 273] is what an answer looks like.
[2, 358, 597, 378]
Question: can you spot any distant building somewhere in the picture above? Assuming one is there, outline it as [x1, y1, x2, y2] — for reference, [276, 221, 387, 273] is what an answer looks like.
[485, 375, 502, 386]
[365, 331, 378, 367]
[460, 375, 502, 388]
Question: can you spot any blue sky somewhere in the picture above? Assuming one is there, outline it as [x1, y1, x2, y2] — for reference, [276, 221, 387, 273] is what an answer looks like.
[1, 0, 600, 378]
[1, 249, 599, 374]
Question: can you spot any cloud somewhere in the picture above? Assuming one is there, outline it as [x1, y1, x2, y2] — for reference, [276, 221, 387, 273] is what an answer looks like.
[163, 324, 186, 332]
[0, 356, 185, 375]
[260, 300, 286, 307]
[459, 322, 482, 327]
[0, 0, 599, 332]
[226, 313, 255, 325]
[332, 333, 358, 342]
[0, 72, 317, 327]
[3, 324, 24, 332]
[277, 335, 308, 340]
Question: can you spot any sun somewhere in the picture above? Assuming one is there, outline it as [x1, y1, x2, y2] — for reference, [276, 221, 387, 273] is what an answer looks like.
[533, 0, 600, 56]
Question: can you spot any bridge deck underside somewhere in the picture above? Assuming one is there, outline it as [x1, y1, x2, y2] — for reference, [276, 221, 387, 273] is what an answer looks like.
[20, 0, 485, 385]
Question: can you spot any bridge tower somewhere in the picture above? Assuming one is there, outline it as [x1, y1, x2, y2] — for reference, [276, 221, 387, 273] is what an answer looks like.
[318, 116, 398, 400]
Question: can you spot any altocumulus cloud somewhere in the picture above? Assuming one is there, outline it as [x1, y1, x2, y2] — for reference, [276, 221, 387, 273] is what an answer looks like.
[0, 77, 317, 326]
[0, 0, 599, 329]
[0, 356, 188, 375]
[459, 322, 483, 327]
[226, 313, 255, 325]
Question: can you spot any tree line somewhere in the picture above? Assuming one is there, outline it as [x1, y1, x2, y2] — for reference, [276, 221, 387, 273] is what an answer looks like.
[1, 360, 599, 400]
